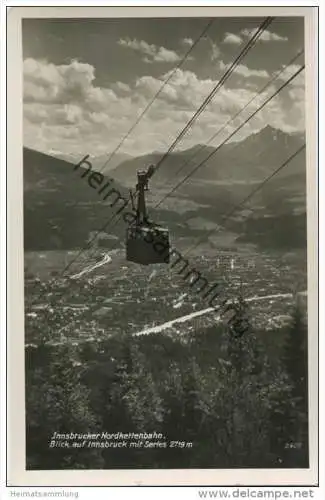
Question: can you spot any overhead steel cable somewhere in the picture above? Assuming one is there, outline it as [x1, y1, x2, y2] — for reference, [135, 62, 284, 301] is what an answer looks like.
[157, 48, 304, 193]
[70, 17, 275, 272]
[27, 20, 214, 305]
[75, 53, 304, 273]
[54, 144, 306, 341]
[153, 63, 305, 209]
[153, 16, 275, 173]
[58, 19, 214, 231]
[42, 16, 274, 282]
[45, 53, 305, 338]
[183, 144, 306, 257]
[58, 19, 215, 234]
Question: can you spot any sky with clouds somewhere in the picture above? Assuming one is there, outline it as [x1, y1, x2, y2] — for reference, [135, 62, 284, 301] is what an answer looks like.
[22, 16, 305, 158]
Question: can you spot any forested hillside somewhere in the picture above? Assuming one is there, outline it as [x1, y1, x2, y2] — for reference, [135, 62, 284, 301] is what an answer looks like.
[25, 297, 309, 470]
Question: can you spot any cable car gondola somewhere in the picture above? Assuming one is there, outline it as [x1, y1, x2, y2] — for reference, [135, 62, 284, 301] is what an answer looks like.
[126, 165, 170, 265]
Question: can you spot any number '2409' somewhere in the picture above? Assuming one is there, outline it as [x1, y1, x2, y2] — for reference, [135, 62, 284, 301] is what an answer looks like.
[285, 442, 303, 449]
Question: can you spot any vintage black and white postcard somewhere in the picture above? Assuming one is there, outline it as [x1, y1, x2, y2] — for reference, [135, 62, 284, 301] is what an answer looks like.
[6, 5, 319, 487]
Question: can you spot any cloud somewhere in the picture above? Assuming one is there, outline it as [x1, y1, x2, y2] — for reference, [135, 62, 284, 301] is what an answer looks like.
[219, 60, 269, 79]
[138, 68, 216, 110]
[23, 58, 117, 112]
[24, 102, 84, 126]
[118, 37, 181, 63]
[275, 64, 304, 87]
[23, 58, 304, 157]
[208, 38, 220, 61]
[111, 81, 131, 95]
[181, 37, 194, 47]
[223, 32, 243, 45]
[154, 46, 182, 63]
[241, 28, 288, 42]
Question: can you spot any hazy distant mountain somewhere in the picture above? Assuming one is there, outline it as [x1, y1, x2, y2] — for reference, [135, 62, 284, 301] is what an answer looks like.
[24, 148, 123, 198]
[91, 153, 132, 173]
[51, 150, 132, 173]
[108, 126, 306, 238]
[23, 147, 129, 251]
[23, 124, 307, 253]
[110, 126, 305, 186]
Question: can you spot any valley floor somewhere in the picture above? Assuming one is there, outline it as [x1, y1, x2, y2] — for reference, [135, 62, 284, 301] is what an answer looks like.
[24, 245, 307, 347]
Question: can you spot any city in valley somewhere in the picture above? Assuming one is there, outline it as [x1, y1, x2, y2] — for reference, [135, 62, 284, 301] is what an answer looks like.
[21, 15, 310, 470]
[25, 244, 307, 348]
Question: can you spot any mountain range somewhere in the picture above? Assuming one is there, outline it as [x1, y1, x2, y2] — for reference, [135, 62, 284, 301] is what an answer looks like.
[49, 150, 132, 173]
[109, 126, 305, 185]
[23, 126, 307, 252]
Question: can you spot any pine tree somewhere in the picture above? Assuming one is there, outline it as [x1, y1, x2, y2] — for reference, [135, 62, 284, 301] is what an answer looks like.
[280, 298, 309, 466]
[282, 298, 308, 401]
[120, 342, 164, 430]
[222, 293, 260, 374]
[26, 343, 104, 469]
[209, 292, 280, 466]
